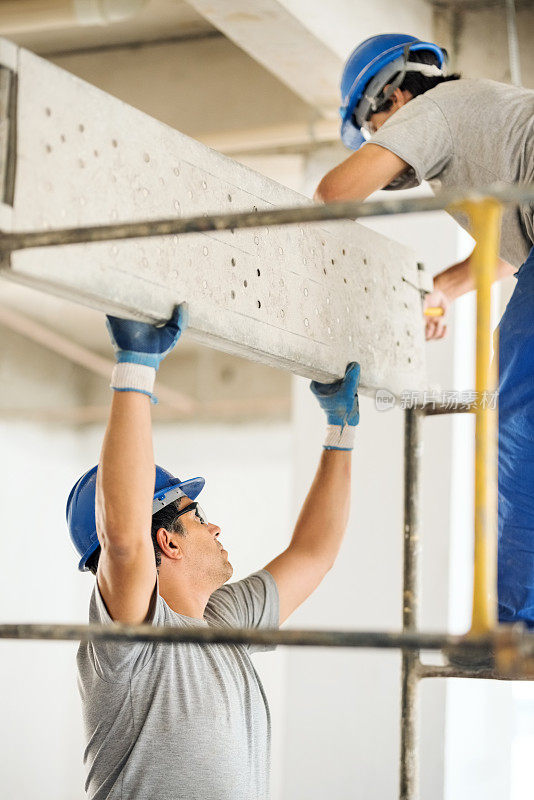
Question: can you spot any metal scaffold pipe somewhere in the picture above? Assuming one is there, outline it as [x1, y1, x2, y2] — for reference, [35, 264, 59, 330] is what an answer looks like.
[0, 623, 493, 651]
[0, 184, 533, 252]
[462, 200, 503, 634]
[400, 408, 423, 800]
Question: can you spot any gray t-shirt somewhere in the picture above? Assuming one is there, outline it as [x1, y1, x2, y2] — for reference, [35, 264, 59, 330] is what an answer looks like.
[370, 78, 534, 267]
[77, 569, 279, 800]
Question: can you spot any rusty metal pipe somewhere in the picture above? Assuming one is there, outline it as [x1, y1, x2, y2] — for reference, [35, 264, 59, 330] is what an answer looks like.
[0, 623, 496, 651]
[399, 408, 423, 800]
[1, 184, 534, 253]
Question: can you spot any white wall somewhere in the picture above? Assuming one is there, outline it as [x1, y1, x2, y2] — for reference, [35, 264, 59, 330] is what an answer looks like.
[0, 421, 291, 799]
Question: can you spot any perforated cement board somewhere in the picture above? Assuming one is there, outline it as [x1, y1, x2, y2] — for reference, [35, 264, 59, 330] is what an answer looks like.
[0, 39, 428, 393]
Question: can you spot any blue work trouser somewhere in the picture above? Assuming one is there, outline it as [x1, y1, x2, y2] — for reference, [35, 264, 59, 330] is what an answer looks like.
[498, 245, 534, 626]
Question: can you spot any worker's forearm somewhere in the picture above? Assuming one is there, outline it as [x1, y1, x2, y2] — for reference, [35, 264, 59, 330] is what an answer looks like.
[315, 144, 409, 203]
[435, 254, 516, 300]
[289, 449, 351, 569]
[96, 391, 155, 548]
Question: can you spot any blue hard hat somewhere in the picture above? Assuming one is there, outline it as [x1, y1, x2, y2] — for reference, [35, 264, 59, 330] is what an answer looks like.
[67, 465, 205, 572]
[340, 33, 447, 150]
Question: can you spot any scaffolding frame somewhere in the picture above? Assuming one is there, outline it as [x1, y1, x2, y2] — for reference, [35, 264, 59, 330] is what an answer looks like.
[2, 186, 534, 799]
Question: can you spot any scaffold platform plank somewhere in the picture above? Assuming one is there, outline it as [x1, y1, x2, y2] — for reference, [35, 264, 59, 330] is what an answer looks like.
[0, 39, 428, 392]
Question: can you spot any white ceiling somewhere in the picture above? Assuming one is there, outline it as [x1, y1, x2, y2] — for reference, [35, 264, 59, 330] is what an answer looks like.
[3, 0, 216, 56]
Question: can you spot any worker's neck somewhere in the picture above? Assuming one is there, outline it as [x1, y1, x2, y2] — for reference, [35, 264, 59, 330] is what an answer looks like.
[158, 565, 212, 620]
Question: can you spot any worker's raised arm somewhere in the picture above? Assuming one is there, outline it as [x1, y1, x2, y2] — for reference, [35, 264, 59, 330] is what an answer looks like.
[265, 363, 359, 624]
[96, 306, 187, 624]
[424, 253, 517, 340]
[314, 143, 409, 203]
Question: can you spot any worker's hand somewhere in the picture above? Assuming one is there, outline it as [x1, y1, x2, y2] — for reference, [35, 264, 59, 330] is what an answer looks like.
[310, 362, 360, 428]
[424, 282, 451, 341]
[106, 304, 188, 370]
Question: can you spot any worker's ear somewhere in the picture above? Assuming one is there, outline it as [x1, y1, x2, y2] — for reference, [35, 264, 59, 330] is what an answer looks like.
[390, 87, 409, 108]
[156, 527, 183, 561]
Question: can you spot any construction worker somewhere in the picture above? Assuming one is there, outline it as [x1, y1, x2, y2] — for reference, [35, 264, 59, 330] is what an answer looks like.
[66, 304, 360, 799]
[315, 33, 534, 627]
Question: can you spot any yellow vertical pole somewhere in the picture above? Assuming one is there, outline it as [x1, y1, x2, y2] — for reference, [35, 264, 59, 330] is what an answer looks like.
[457, 199, 503, 634]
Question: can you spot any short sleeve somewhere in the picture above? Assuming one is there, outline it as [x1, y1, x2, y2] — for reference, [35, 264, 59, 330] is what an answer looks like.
[86, 579, 162, 680]
[369, 93, 454, 189]
[206, 569, 280, 653]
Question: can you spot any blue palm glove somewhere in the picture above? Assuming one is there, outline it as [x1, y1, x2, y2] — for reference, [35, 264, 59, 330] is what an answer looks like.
[310, 362, 360, 450]
[106, 304, 188, 370]
[106, 304, 188, 401]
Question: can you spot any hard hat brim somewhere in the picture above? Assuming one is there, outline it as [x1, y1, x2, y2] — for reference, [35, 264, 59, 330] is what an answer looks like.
[152, 476, 205, 513]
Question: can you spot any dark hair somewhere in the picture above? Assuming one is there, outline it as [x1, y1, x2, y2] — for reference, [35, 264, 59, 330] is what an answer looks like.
[378, 50, 461, 113]
[86, 500, 185, 576]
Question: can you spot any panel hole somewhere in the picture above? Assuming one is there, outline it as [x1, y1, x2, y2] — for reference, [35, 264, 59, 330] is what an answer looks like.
[342, 249, 346, 255]
[363, 257, 368, 265]
[60, 134, 66, 143]
[231, 290, 236, 299]
[331, 258, 335, 265]
[45, 107, 51, 116]
[364, 286, 368, 293]
[281, 310, 285, 319]
[323, 268, 327, 275]
[112, 139, 118, 148]
[45, 144, 52, 153]
[343, 277, 347, 284]
[404, 302, 408, 309]
[257, 300, 261, 309]
[253, 205, 258, 212]
[244, 280, 248, 288]
[408, 357, 412, 364]
[396, 341, 400, 347]
[256, 269, 261, 277]
[231, 257, 236, 267]
[365, 314, 370, 320]
[228, 193, 232, 202]
[93, 149, 99, 157]
[392, 285, 397, 292]
[78, 124, 85, 133]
